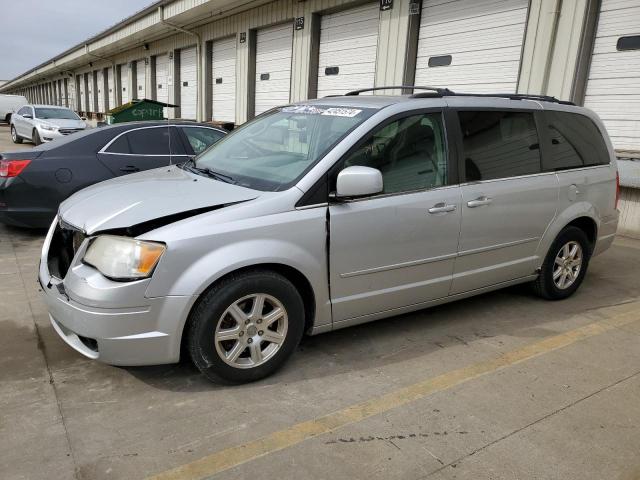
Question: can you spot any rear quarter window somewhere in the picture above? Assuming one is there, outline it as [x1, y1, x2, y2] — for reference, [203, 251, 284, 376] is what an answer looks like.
[458, 110, 541, 182]
[542, 111, 610, 171]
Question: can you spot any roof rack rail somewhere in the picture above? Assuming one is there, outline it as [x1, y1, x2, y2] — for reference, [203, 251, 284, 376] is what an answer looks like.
[345, 85, 454, 96]
[442, 92, 575, 105]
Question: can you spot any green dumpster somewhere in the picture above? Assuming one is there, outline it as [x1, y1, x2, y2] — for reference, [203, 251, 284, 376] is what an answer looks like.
[105, 99, 178, 124]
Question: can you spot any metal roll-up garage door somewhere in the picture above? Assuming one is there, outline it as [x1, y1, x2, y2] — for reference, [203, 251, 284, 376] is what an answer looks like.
[68, 78, 76, 110]
[58, 80, 63, 106]
[120, 65, 130, 105]
[415, 0, 529, 93]
[97, 70, 105, 113]
[87, 74, 94, 112]
[584, 0, 640, 154]
[155, 54, 169, 117]
[136, 59, 146, 100]
[107, 68, 115, 111]
[79, 77, 86, 112]
[211, 37, 237, 123]
[180, 46, 198, 119]
[255, 23, 293, 116]
[316, 3, 380, 98]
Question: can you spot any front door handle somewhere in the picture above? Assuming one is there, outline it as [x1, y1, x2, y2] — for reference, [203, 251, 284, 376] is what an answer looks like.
[120, 165, 140, 173]
[428, 203, 457, 214]
[467, 196, 493, 208]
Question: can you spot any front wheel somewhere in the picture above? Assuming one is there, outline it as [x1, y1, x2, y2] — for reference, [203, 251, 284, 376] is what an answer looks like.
[11, 125, 23, 144]
[187, 270, 305, 384]
[533, 226, 592, 300]
[32, 129, 42, 145]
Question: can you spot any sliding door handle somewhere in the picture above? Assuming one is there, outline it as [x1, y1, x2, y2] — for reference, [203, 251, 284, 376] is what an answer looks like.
[428, 203, 457, 214]
[467, 196, 492, 208]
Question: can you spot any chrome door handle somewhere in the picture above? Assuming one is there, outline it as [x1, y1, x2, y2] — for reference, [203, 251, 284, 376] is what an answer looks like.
[428, 203, 457, 214]
[467, 196, 492, 208]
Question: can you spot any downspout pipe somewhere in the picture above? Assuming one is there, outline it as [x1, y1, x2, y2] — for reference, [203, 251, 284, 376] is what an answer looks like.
[158, 5, 202, 121]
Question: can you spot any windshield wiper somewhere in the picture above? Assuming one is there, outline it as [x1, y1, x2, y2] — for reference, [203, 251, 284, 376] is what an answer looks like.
[188, 165, 236, 184]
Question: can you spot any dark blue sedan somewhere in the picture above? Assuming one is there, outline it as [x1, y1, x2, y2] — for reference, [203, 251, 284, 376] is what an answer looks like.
[0, 121, 226, 228]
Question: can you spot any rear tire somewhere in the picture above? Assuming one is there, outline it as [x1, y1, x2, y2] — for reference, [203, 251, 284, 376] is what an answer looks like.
[11, 125, 23, 144]
[533, 226, 592, 300]
[187, 270, 305, 384]
[32, 129, 41, 146]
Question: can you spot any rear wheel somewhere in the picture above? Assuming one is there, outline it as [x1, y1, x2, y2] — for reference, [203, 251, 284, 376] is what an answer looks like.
[11, 125, 22, 144]
[533, 226, 592, 300]
[32, 129, 41, 145]
[187, 270, 305, 384]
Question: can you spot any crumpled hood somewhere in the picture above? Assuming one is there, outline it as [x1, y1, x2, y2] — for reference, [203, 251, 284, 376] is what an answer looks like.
[59, 166, 259, 234]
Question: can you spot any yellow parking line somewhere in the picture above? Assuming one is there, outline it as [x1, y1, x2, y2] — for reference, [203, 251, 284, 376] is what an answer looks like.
[148, 303, 640, 480]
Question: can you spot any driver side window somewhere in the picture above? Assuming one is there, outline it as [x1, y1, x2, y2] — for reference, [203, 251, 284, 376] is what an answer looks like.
[341, 112, 448, 194]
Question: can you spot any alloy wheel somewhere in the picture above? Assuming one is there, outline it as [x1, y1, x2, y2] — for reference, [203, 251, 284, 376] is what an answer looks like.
[214, 293, 288, 369]
[553, 241, 583, 290]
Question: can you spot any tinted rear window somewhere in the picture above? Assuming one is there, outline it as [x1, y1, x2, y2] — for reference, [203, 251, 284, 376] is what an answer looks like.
[458, 110, 541, 182]
[107, 127, 170, 155]
[543, 111, 610, 171]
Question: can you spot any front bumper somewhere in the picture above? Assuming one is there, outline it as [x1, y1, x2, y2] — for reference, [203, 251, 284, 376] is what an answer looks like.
[36, 126, 85, 142]
[39, 218, 196, 366]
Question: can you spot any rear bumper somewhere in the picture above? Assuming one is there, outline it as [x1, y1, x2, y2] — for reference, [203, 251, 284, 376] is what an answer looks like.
[593, 213, 619, 256]
[0, 209, 54, 228]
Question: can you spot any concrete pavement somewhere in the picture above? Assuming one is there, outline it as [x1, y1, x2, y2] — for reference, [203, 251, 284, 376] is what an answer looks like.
[1, 226, 639, 480]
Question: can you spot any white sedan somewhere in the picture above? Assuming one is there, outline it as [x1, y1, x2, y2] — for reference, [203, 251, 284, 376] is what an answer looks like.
[10, 105, 87, 145]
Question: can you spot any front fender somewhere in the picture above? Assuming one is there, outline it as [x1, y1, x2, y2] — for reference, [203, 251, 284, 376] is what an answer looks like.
[144, 206, 331, 330]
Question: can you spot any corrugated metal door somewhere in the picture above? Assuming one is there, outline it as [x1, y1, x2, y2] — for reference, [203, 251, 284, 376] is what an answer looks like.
[79, 77, 86, 112]
[87, 74, 93, 112]
[155, 54, 169, 117]
[58, 80, 63, 106]
[97, 70, 105, 113]
[584, 0, 640, 153]
[107, 68, 115, 111]
[317, 3, 380, 97]
[68, 78, 75, 110]
[136, 59, 146, 100]
[255, 23, 293, 115]
[120, 65, 130, 105]
[415, 0, 529, 93]
[180, 46, 198, 119]
[211, 37, 237, 123]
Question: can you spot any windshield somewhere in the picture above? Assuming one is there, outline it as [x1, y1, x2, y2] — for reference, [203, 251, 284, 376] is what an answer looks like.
[192, 105, 375, 191]
[35, 108, 80, 120]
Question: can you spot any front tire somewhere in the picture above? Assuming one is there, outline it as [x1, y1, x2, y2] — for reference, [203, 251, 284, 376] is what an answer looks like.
[187, 270, 305, 384]
[11, 125, 23, 144]
[533, 226, 592, 300]
[32, 129, 42, 145]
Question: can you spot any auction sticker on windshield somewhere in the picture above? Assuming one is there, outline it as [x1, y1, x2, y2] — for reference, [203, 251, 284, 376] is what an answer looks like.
[321, 107, 362, 117]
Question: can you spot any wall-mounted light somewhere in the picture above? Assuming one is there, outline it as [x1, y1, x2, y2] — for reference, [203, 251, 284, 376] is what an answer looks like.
[89, 62, 93, 67]
[143, 43, 149, 51]
[169, 51, 173, 59]
[145, 58, 149, 65]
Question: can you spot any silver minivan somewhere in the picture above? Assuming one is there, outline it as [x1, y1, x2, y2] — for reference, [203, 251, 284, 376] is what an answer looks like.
[39, 88, 619, 383]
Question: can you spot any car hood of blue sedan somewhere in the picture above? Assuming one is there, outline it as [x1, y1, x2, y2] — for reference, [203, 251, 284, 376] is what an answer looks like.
[59, 165, 260, 234]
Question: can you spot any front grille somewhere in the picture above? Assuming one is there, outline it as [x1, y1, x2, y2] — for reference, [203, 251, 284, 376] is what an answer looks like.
[59, 128, 82, 135]
[47, 221, 86, 279]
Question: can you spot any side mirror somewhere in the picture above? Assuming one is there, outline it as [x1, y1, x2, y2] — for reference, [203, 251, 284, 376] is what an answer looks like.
[334, 166, 383, 199]
[81, 117, 87, 121]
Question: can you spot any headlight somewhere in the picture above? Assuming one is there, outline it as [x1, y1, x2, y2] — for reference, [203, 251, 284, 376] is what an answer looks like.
[40, 124, 57, 131]
[83, 235, 165, 280]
